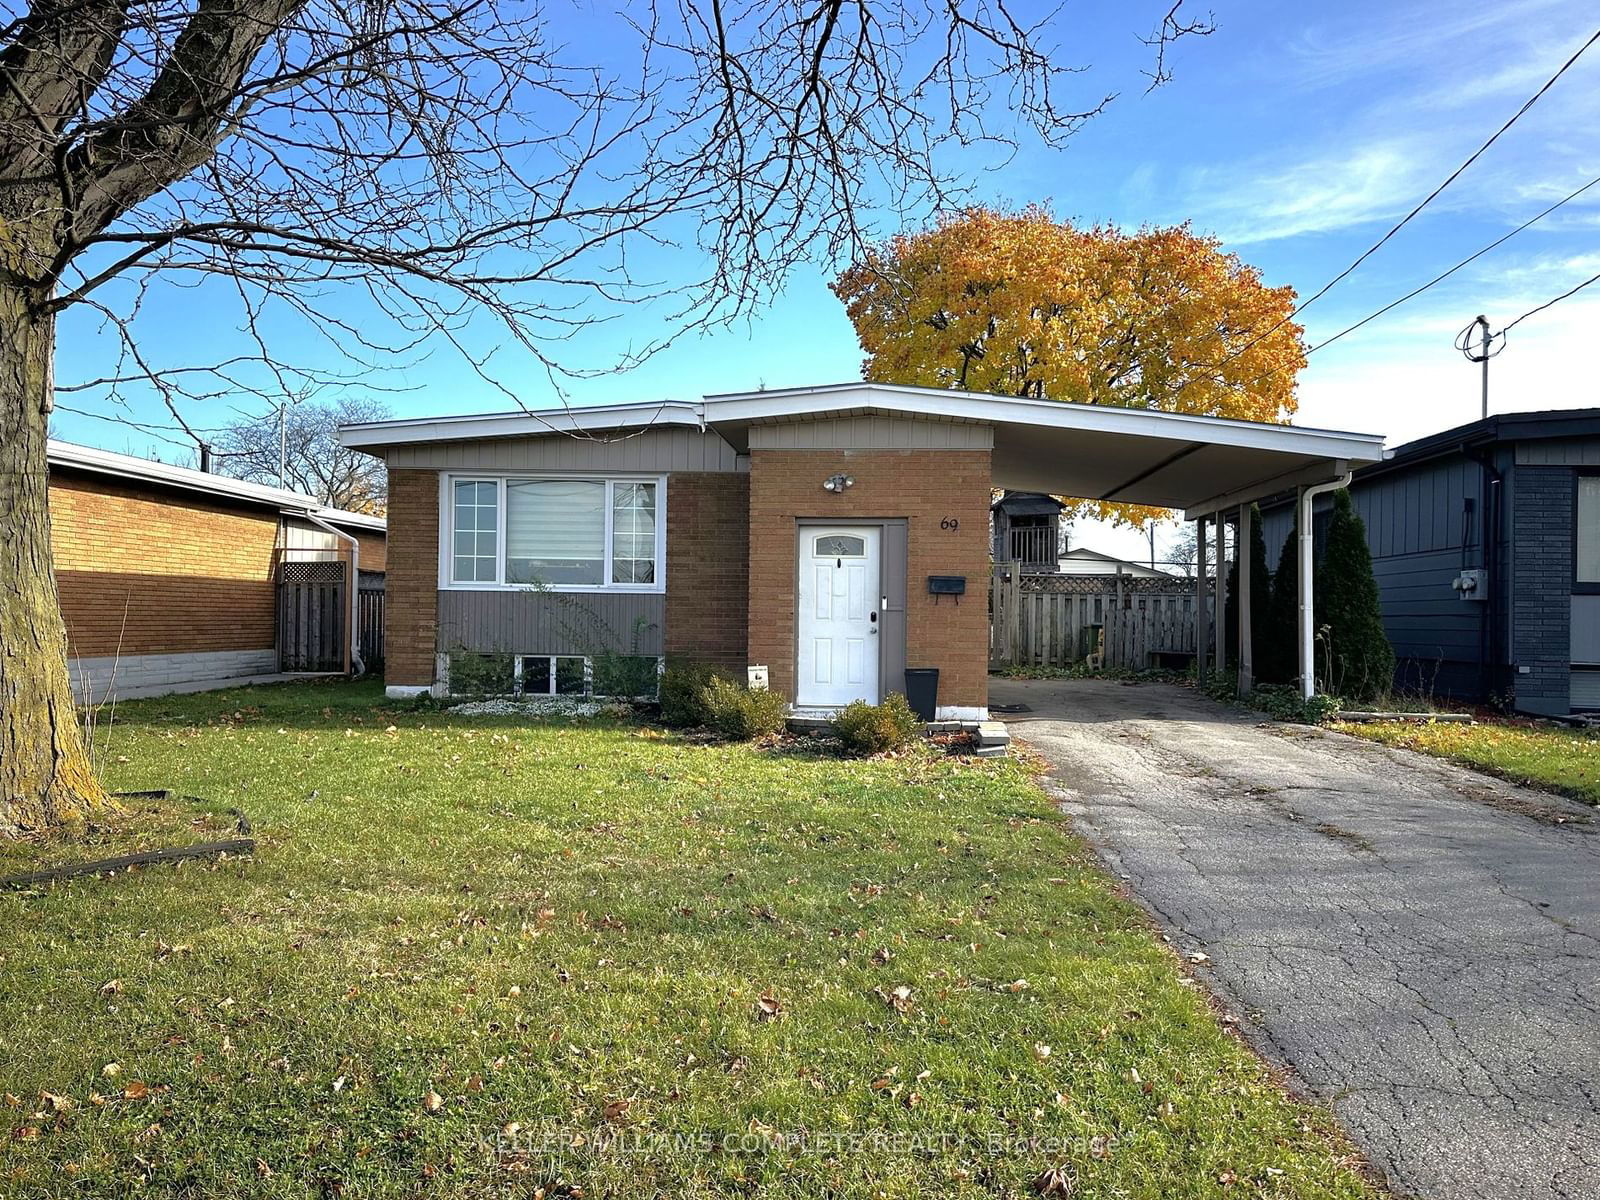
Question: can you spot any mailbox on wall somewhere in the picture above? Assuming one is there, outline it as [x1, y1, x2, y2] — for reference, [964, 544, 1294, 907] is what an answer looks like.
[927, 575, 966, 604]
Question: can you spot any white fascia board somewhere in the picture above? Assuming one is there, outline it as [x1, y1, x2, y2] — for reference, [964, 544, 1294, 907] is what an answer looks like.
[48, 439, 315, 511]
[312, 507, 386, 532]
[337, 401, 704, 448]
[703, 383, 1386, 463]
[1181, 460, 1354, 521]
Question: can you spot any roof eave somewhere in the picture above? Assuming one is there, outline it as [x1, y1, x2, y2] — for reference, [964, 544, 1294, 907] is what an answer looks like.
[338, 401, 705, 449]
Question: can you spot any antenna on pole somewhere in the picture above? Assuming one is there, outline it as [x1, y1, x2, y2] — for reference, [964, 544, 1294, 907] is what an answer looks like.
[1455, 314, 1504, 420]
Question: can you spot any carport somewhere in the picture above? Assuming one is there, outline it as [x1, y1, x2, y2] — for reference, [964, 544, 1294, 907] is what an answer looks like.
[703, 384, 1389, 699]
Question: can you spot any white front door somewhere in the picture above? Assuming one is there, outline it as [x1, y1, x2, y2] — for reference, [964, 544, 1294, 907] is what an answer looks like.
[797, 526, 881, 708]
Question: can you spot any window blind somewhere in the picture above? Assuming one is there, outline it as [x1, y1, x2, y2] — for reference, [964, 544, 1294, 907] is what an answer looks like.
[506, 480, 605, 584]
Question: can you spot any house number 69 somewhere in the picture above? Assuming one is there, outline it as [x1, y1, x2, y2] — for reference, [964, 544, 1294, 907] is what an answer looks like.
[940, 516, 960, 530]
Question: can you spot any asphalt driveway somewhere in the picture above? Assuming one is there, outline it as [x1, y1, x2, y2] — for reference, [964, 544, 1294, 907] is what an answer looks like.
[992, 676, 1600, 1200]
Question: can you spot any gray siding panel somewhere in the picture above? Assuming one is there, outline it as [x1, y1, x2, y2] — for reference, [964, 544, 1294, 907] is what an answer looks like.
[438, 590, 664, 657]
[1259, 454, 1494, 700]
[1516, 437, 1600, 466]
[748, 416, 993, 450]
[387, 429, 745, 473]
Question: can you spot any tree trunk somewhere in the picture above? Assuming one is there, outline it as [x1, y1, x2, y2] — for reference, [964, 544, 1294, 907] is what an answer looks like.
[0, 281, 114, 835]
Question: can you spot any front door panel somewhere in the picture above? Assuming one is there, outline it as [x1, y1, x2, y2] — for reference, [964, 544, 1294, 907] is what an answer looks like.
[797, 527, 881, 707]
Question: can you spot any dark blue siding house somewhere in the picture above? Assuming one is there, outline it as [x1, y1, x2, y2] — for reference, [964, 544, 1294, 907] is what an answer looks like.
[1261, 408, 1600, 715]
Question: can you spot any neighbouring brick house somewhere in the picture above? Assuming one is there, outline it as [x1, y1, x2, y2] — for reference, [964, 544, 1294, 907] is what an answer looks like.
[342, 383, 1384, 717]
[48, 440, 385, 701]
[1260, 408, 1600, 715]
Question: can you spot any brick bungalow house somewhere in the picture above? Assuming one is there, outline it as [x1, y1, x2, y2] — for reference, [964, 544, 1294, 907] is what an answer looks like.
[48, 440, 385, 701]
[340, 383, 1385, 715]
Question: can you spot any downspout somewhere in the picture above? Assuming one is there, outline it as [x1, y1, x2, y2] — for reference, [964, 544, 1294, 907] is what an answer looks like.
[1463, 445, 1504, 705]
[306, 512, 365, 678]
[1297, 471, 1354, 700]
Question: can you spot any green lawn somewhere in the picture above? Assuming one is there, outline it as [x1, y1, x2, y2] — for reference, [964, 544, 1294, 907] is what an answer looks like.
[1333, 716, 1600, 806]
[2, 681, 1373, 1198]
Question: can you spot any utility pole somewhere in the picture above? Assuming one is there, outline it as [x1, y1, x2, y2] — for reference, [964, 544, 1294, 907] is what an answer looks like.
[1456, 314, 1500, 421]
[1473, 314, 1490, 420]
[1148, 520, 1157, 571]
[277, 397, 302, 488]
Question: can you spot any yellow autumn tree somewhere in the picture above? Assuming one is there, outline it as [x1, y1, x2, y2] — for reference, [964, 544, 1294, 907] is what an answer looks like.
[831, 206, 1307, 524]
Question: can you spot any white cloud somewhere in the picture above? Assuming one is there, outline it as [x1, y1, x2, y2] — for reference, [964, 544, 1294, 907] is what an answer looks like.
[1280, 0, 1577, 92]
[1190, 141, 1433, 244]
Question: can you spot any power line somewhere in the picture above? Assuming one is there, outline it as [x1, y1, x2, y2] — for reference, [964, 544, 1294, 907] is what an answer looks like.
[1293, 25, 1599, 317]
[1309, 172, 1600, 355]
[1194, 25, 1600, 379]
[1500, 268, 1600, 335]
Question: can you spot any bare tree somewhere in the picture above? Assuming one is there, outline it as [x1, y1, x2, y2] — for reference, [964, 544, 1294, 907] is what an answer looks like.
[0, 0, 1209, 832]
[217, 397, 389, 512]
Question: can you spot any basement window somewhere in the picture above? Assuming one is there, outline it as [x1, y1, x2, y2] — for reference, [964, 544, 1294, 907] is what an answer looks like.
[518, 655, 589, 696]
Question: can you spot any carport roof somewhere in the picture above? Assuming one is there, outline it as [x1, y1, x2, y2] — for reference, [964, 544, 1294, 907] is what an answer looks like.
[705, 384, 1386, 515]
[339, 381, 1387, 516]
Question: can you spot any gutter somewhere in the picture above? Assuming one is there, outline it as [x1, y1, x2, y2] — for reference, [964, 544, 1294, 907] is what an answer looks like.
[305, 512, 365, 677]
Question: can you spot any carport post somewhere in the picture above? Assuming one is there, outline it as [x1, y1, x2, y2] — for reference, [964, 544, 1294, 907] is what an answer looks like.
[1212, 512, 1225, 677]
[1237, 503, 1253, 694]
[1194, 515, 1208, 677]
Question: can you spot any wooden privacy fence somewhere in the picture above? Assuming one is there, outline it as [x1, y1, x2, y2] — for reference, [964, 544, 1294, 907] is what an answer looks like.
[276, 557, 347, 673]
[990, 568, 1212, 670]
[357, 570, 385, 671]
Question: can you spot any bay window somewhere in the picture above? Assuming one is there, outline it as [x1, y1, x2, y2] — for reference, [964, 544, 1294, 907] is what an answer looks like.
[444, 475, 664, 590]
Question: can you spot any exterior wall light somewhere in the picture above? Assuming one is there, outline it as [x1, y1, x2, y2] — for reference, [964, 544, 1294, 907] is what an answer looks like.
[822, 473, 855, 492]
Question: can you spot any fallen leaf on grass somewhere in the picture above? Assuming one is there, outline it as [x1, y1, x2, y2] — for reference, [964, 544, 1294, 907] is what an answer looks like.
[122, 1081, 149, 1101]
[1033, 1164, 1074, 1195]
[754, 993, 784, 1022]
[98, 979, 123, 997]
[423, 1090, 444, 1114]
[877, 985, 914, 1014]
[40, 1092, 72, 1113]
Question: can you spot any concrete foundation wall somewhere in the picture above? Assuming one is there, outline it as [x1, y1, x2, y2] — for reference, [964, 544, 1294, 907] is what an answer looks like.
[69, 648, 279, 704]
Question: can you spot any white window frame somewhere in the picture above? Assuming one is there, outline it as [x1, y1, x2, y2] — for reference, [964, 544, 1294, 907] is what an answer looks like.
[439, 472, 668, 593]
[514, 653, 592, 697]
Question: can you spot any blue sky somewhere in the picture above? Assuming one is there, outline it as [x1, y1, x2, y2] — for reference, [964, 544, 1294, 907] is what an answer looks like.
[48, 0, 1600, 556]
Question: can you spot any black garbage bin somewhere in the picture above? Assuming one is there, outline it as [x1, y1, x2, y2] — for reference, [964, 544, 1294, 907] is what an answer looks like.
[903, 668, 939, 721]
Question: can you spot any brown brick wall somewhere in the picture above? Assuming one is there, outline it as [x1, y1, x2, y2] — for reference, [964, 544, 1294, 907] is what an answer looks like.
[354, 530, 387, 573]
[748, 448, 992, 708]
[665, 472, 750, 670]
[49, 473, 279, 658]
[384, 470, 440, 686]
